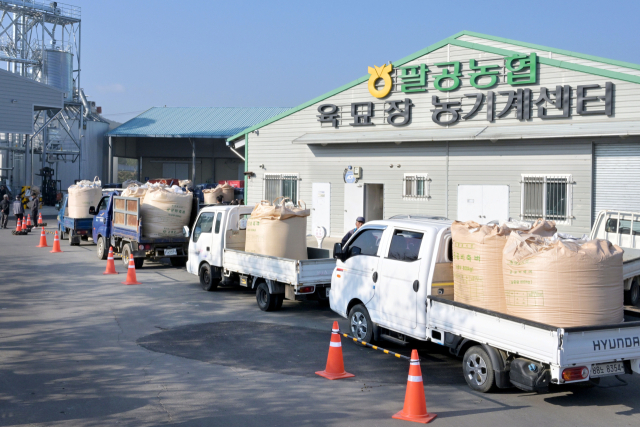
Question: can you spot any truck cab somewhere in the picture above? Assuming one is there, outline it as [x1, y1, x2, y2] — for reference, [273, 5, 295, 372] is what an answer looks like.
[330, 218, 452, 343]
[92, 191, 119, 259]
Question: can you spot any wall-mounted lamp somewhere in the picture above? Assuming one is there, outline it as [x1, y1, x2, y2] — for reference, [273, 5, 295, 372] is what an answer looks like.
[397, 164, 401, 168]
[252, 130, 259, 136]
[259, 164, 265, 169]
[11, 99, 17, 103]
[389, 164, 394, 168]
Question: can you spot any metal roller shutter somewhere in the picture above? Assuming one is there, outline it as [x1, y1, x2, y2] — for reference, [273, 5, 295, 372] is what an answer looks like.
[594, 142, 640, 218]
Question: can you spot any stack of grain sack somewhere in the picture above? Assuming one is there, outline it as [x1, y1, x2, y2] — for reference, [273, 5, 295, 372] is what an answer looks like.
[202, 183, 234, 204]
[245, 197, 310, 260]
[122, 183, 193, 238]
[451, 219, 556, 313]
[502, 233, 623, 327]
[67, 177, 102, 218]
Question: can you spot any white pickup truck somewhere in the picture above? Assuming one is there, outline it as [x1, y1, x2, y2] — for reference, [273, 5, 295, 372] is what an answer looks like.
[591, 210, 640, 306]
[184, 205, 336, 311]
[329, 217, 640, 393]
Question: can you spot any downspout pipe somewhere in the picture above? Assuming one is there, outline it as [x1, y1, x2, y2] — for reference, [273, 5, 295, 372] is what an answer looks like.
[79, 88, 90, 118]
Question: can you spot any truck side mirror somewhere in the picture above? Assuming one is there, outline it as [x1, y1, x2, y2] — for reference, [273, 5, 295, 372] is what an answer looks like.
[182, 225, 190, 238]
[89, 206, 96, 215]
[333, 242, 345, 261]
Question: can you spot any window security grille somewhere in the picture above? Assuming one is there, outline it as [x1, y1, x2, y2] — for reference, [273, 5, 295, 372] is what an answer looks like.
[403, 174, 430, 198]
[521, 175, 570, 221]
[264, 173, 299, 204]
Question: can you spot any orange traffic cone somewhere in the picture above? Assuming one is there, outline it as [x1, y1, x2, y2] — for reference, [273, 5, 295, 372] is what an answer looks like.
[392, 350, 437, 424]
[103, 247, 119, 275]
[37, 212, 43, 226]
[26, 214, 32, 227]
[315, 321, 355, 380]
[15, 218, 22, 232]
[21, 217, 28, 231]
[122, 257, 141, 285]
[36, 227, 49, 247]
[50, 231, 63, 253]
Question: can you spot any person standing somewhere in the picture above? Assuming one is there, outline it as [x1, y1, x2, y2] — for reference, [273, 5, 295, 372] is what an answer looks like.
[31, 193, 39, 223]
[12, 195, 24, 225]
[341, 216, 365, 247]
[0, 194, 10, 229]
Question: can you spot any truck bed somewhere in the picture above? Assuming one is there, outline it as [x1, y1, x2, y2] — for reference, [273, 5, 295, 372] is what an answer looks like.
[223, 248, 335, 286]
[427, 296, 640, 367]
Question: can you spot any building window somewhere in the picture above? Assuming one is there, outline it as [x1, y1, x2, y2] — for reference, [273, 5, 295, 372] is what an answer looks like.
[521, 175, 572, 222]
[403, 174, 430, 199]
[264, 173, 299, 204]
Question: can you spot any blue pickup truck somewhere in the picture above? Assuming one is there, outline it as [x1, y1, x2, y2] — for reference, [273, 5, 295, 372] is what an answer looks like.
[90, 192, 196, 268]
[57, 194, 94, 246]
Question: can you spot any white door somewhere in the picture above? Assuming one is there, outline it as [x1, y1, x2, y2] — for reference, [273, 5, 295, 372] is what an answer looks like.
[371, 228, 423, 333]
[457, 185, 509, 223]
[176, 163, 189, 180]
[482, 185, 509, 222]
[312, 183, 331, 237]
[187, 212, 215, 275]
[162, 163, 176, 178]
[344, 183, 364, 233]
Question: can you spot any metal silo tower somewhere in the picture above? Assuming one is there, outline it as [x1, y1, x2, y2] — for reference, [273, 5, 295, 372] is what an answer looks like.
[0, 1, 85, 193]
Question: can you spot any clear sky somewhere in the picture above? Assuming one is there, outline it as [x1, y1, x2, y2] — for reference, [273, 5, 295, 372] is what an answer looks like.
[72, 0, 640, 124]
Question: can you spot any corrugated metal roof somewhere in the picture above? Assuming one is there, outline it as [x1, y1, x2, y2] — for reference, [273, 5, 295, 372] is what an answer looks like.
[292, 121, 640, 144]
[106, 107, 290, 138]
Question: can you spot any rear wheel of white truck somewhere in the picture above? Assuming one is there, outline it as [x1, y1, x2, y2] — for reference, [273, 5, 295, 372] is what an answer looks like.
[462, 346, 496, 393]
[256, 282, 277, 311]
[624, 278, 640, 306]
[199, 264, 219, 292]
[348, 304, 373, 343]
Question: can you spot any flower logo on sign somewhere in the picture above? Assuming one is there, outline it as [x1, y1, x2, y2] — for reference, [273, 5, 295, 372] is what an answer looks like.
[368, 64, 393, 98]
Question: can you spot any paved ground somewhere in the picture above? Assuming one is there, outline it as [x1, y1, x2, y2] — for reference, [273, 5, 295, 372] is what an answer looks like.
[0, 207, 639, 426]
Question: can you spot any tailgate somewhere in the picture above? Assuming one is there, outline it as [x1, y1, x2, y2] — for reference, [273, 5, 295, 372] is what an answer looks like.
[298, 258, 336, 285]
[560, 312, 640, 366]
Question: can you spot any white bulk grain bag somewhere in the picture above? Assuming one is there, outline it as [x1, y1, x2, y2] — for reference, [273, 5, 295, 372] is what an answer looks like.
[140, 186, 193, 238]
[67, 177, 102, 218]
[245, 197, 310, 260]
[202, 187, 223, 204]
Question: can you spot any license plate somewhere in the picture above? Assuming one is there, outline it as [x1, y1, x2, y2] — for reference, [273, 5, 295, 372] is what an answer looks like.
[165, 248, 177, 256]
[591, 362, 625, 377]
[326, 287, 330, 297]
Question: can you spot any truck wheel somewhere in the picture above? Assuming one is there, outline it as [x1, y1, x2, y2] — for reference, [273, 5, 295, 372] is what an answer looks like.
[256, 282, 277, 311]
[59, 225, 67, 240]
[97, 236, 108, 260]
[170, 257, 187, 267]
[348, 304, 373, 342]
[275, 294, 284, 309]
[68, 230, 76, 246]
[200, 264, 219, 291]
[462, 346, 496, 393]
[624, 278, 640, 306]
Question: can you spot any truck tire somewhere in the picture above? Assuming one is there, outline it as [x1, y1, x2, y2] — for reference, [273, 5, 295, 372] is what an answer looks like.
[59, 225, 67, 240]
[170, 257, 187, 267]
[200, 264, 219, 291]
[122, 244, 144, 269]
[462, 346, 496, 393]
[97, 236, 108, 260]
[275, 294, 284, 309]
[625, 278, 640, 306]
[348, 304, 373, 342]
[256, 282, 278, 311]
[68, 230, 77, 246]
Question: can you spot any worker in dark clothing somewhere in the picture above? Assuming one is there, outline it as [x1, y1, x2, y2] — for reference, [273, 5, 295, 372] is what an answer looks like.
[341, 216, 365, 247]
[216, 195, 224, 205]
[0, 194, 10, 229]
[12, 195, 24, 224]
[0, 185, 7, 199]
[31, 193, 39, 222]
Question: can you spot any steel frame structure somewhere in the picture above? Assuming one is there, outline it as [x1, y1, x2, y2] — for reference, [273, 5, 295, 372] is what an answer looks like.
[0, 1, 82, 188]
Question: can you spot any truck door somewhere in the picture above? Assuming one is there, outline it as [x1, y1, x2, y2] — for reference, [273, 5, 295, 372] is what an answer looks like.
[92, 195, 110, 242]
[373, 228, 425, 333]
[187, 211, 216, 274]
[332, 227, 386, 320]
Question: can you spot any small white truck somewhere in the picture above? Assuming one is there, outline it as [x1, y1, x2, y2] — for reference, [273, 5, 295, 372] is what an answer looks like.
[329, 217, 640, 393]
[591, 210, 640, 306]
[184, 205, 336, 311]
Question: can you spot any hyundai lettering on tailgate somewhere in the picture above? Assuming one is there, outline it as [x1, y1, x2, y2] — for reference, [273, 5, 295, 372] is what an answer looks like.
[593, 336, 640, 351]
